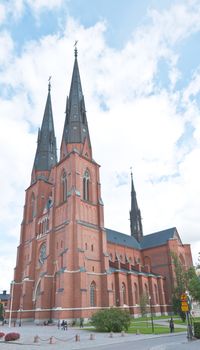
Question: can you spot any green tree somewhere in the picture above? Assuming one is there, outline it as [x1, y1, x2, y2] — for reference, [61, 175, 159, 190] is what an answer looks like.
[91, 307, 131, 332]
[0, 303, 4, 321]
[170, 252, 187, 321]
[186, 267, 200, 302]
[139, 293, 149, 317]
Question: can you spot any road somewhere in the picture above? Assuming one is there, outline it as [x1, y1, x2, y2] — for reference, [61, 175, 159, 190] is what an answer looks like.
[83, 334, 200, 350]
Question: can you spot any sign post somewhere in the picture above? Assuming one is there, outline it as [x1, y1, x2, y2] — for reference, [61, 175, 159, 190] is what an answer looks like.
[181, 293, 193, 340]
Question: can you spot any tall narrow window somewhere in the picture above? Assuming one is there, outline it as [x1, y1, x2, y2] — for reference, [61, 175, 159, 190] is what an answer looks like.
[83, 170, 90, 201]
[134, 283, 139, 304]
[154, 284, 159, 304]
[31, 192, 36, 220]
[61, 170, 67, 202]
[122, 282, 126, 305]
[90, 281, 96, 307]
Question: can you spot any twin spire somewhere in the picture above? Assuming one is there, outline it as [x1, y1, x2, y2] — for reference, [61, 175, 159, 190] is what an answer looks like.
[31, 47, 91, 183]
[31, 49, 144, 241]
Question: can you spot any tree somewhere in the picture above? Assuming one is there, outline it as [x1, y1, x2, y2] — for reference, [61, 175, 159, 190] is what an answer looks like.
[0, 303, 4, 321]
[186, 267, 200, 302]
[139, 293, 149, 317]
[90, 307, 131, 332]
[170, 252, 186, 321]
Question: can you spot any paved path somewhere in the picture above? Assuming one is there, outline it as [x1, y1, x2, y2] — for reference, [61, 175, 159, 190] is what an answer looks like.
[0, 323, 198, 350]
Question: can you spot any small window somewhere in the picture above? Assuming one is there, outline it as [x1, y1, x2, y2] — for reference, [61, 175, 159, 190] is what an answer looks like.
[61, 170, 67, 202]
[90, 281, 96, 307]
[91, 244, 94, 252]
[83, 170, 90, 201]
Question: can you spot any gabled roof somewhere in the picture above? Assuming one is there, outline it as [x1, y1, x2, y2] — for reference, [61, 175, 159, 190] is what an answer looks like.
[140, 227, 179, 249]
[106, 227, 180, 251]
[106, 228, 141, 249]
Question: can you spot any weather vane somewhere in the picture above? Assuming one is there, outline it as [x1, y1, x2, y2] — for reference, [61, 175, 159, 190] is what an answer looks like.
[74, 40, 78, 57]
[48, 76, 52, 92]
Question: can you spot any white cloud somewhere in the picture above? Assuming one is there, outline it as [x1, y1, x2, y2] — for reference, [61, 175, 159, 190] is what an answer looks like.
[1, 2, 200, 290]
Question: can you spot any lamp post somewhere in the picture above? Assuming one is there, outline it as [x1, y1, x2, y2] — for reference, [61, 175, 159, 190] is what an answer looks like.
[8, 281, 15, 328]
[149, 296, 154, 333]
[19, 307, 22, 327]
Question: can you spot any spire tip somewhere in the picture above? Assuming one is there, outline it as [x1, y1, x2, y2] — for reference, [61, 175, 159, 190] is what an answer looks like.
[48, 76, 51, 92]
[74, 40, 78, 58]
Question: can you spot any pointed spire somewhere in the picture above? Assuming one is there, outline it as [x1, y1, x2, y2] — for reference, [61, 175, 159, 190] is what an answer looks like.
[130, 170, 143, 242]
[31, 80, 57, 183]
[60, 46, 92, 160]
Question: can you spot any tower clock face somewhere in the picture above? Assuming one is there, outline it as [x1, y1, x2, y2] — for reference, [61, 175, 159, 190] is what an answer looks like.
[39, 242, 46, 264]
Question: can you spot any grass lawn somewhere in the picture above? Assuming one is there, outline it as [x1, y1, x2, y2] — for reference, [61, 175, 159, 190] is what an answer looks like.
[127, 320, 185, 334]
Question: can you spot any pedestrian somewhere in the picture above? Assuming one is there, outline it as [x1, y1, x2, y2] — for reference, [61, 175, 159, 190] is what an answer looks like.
[169, 317, 174, 333]
[64, 320, 68, 330]
[57, 319, 60, 329]
[80, 318, 84, 328]
[61, 320, 65, 330]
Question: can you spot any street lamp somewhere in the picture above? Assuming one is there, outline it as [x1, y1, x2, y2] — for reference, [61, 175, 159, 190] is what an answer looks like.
[19, 308, 22, 327]
[8, 281, 15, 328]
[149, 296, 154, 333]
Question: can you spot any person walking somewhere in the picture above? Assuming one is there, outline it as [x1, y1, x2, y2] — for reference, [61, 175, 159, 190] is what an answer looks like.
[169, 317, 174, 333]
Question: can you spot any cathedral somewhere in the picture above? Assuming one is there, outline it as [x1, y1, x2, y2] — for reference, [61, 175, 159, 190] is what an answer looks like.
[9, 48, 193, 323]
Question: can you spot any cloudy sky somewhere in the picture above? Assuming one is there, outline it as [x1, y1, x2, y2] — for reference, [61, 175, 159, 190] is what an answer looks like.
[0, 0, 200, 292]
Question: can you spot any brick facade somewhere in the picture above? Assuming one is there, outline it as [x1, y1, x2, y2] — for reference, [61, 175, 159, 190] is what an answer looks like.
[8, 51, 193, 323]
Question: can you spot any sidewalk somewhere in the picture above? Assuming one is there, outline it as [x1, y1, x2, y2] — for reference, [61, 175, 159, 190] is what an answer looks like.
[0, 323, 197, 350]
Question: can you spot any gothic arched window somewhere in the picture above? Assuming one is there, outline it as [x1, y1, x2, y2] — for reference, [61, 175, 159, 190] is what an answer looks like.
[90, 281, 96, 307]
[154, 284, 159, 304]
[144, 283, 149, 297]
[134, 283, 139, 304]
[83, 170, 90, 201]
[122, 282, 126, 305]
[31, 192, 36, 220]
[61, 170, 67, 203]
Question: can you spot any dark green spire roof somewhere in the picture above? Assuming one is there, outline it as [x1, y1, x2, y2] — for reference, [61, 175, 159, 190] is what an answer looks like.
[32, 82, 57, 178]
[130, 171, 143, 242]
[60, 48, 91, 157]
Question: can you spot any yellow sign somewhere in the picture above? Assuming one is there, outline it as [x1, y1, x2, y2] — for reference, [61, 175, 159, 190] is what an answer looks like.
[181, 304, 189, 312]
[181, 293, 187, 301]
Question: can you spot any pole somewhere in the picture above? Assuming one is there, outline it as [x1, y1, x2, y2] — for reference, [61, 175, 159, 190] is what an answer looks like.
[8, 281, 14, 328]
[149, 296, 154, 333]
[186, 311, 193, 340]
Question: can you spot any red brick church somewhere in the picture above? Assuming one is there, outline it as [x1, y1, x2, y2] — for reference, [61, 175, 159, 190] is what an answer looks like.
[9, 49, 193, 323]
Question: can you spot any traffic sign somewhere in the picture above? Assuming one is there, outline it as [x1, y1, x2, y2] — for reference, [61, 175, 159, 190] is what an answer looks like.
[181, 304, 189, 312]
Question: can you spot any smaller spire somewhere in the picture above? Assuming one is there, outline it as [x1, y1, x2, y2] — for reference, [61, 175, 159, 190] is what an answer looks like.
[130, 170, 143, 242]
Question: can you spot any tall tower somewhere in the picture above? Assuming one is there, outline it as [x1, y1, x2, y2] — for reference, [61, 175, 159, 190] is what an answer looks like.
[12, 49, 109, 323]
[12, 82, 58, 321]
[130, 171, 143, 242]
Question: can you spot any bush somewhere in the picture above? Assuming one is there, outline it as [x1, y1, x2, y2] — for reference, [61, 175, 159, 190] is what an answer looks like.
[0, 332, 5, 338]
[91, 307, 131, 332]
[194, 322, 200, 339]
[5, 332, 20, 342]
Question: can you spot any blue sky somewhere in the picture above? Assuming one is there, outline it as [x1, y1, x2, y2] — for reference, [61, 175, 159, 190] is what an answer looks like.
[0, 0, 200, 291]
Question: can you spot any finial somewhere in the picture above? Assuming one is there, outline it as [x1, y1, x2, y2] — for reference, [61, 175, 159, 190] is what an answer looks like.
[48, 76, 51, 92]
[74, 40, 78, 58]
[130, 166, 133, 178]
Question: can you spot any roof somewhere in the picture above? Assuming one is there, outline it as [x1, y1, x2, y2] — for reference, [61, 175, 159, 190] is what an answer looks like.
[106, 228, 141, 249]
[106, 227, 178, 251]
[0, 291, 10, 301]
[140, 227, 178, 249]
